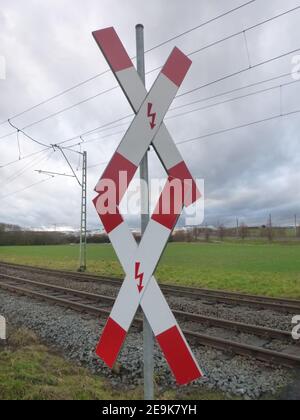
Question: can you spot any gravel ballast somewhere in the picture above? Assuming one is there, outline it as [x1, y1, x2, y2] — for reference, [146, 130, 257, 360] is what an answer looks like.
[0, 290, 294, 400]
[1, 265, 293, 332]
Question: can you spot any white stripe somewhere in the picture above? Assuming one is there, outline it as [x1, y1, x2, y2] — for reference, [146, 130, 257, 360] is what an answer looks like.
[109, 222, 136, 273]
[117, 67, 146, 111]
[141, 280, 175, 336]
[117, 75, 178, 166]
[110, 220, 170, 329]
[108, 222, 184, 335]
[117, 67, 183, 170]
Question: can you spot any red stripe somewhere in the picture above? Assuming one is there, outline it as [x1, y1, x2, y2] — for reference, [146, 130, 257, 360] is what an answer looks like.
[151, 176, 182, 231]
[95, 152, 137, 204]
[156, 326, 203, 385]
[93, 195, 124, 234]
[93, 152, 137, 234]
[169, 161, 201, 206]
[93, 28, 133, 73]
[151, 161, 201, 230]
[96, 317, 127, 369]
[162, 47, 192, 87]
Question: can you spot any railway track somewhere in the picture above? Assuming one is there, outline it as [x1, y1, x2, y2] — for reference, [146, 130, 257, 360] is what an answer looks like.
[0, 260, 300, 313]
[0, 272, 299, 369]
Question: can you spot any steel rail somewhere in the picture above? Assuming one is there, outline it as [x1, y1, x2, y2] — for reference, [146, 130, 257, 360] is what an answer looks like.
[0, 261, 299, 312]
[0, 273, 292, 340]
[0, 274, 299, 369]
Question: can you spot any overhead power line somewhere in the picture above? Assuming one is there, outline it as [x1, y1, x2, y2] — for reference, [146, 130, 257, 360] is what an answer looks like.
[0, 68, 112, 128]
[167, 78, 300, 121]
[6, 120, 51, 148]
[145, 1, 257, 53]
[176, 108, 300, 147]
[0, 147, 50, 169]
[1, 3, 297, 139]
[0, 176, 54, 201]
[178, 46, 300, 98]
[0, 0, 256, 129]
[170, 69, 299, 112]
[3, 149, 53, 186]
[54, 43, 300, 147]
[86, 105, 300, 169]
[72, 73, 300, 140]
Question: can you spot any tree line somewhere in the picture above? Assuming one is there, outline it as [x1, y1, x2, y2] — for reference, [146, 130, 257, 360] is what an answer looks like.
[1, 222, 300, 246]
[0, 223, 109, 246]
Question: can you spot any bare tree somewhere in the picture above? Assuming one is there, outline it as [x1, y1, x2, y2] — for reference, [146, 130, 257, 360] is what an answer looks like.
[173, 230, 186, 242]
[205, 224, 211, 242]
[239, 223, 249, 240]
[218, 224, 226, 241]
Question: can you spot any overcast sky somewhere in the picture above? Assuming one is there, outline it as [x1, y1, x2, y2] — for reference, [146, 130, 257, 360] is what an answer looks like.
[0, 0, 300, 231]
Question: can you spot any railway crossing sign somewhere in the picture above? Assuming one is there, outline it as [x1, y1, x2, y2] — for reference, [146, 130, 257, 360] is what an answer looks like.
[93, 27, 203, 385]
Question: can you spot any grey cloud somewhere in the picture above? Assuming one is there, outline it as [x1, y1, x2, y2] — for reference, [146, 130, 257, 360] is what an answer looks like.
[0, 0, 300, 230]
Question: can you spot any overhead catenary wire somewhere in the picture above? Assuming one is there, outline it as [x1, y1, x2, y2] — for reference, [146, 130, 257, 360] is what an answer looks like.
[70, 67, 300, 140]
[70, 74, 300, 141]
[0, 147, 51, 170]
[56, 54, 300, 148]
[3, 85, 300, 199]
[166, 78, 300, 122]
[1, 3, 298, 140]
[0, 0, 256, 129]
[3, 149, 53, 186]
[175, 107, 300, 147]
[0, 176, 55, 201]
[86, 107, 300, 170]
[1, 2, 300, 203]
[170, 69, 300, 112]
[6, 119, 51, 148]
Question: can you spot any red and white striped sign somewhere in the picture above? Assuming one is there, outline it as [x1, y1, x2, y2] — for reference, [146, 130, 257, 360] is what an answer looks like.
[93, 27, 203, 385]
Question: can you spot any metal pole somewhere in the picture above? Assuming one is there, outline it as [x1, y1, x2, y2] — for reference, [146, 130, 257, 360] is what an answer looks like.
[136, 23, 154, 401]
[79, 151, 87, 271]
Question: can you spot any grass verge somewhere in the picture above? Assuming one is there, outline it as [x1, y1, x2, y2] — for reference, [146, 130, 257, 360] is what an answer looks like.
[0, 326, 230, 400]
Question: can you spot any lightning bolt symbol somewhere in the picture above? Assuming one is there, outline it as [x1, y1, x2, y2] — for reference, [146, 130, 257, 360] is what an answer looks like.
[135, 262, 144, 293]
[147, 102, 156, 130]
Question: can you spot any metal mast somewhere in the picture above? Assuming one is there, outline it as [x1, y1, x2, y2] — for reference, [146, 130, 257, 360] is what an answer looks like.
[79, 151, 87, 271]
[37, 146, 87, 272]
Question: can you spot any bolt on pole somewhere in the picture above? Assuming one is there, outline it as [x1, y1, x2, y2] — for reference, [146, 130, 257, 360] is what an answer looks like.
[136, 23, 154, 401]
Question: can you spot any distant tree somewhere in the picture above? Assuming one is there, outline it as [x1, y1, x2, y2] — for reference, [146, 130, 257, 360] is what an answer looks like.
[173, 230, 186, 242]
[218, 224, 226, 241]
[192, 227, 200, 241]
[267, 224, 274, 242]
[239, 223, 249, 240]
[204, 225, 211, 242]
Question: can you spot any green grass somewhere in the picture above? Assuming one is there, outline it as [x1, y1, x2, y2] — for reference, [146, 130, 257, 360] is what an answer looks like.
[0, 327, 229, 400]
[1, 241, 300, 298]
[0, 328, 133, 400]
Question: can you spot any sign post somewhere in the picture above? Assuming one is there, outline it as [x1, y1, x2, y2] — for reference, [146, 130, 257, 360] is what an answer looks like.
[136, 24, 155, 401]
[93, 27, 204, 391]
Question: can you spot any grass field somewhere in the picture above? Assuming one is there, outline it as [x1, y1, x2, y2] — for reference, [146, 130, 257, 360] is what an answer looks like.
[1, 241, 300, 298]
[0, 327, 229, 400]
